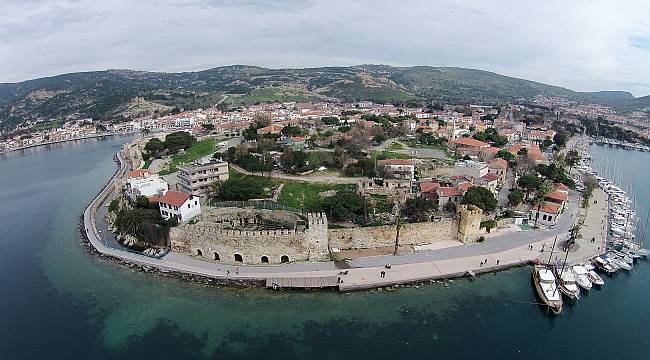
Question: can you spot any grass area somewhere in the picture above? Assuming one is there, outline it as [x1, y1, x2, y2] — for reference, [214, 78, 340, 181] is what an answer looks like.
[389, 141, 405, 150]
[229, 87, 321, 106]
[411, 143, 449, 151]
[158, 138, 217, 175]
[370, 150, 415, 160]
[143, 159, 152, 169]
[278, 180, 352, 212]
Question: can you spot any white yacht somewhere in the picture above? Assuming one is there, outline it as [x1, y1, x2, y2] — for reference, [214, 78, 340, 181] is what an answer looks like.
[587, 270, 605, 286]
[571, 265, 592, 291]
[556, 268, 581, 300]
[532, 266, 563, 315]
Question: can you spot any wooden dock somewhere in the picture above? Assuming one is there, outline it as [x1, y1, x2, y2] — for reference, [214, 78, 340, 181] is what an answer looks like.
[266, 276, 339, 289]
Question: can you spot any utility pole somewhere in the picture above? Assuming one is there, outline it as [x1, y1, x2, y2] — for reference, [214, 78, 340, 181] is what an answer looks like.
[394, 211, 403, 256]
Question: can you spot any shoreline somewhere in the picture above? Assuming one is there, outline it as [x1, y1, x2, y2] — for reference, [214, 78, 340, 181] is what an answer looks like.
[1, 131, 139, 154]
[80, 138, 607, 291]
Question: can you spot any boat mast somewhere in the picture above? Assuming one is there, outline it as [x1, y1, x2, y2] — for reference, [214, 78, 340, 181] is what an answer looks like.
[547, 236, 558, 266]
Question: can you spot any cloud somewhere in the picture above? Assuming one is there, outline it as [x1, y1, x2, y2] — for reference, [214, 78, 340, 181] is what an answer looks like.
[0, 0, 649, 97]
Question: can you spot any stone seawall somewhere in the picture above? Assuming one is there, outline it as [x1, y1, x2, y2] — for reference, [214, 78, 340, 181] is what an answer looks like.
[329, 220, 459, 250]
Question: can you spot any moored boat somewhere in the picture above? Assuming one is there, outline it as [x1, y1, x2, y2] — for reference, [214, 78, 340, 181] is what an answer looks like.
[587, 270, 605, 286]
[556, 268, 581, 300]
[532, 266, 563, 315]
[571, 265, 592, 291]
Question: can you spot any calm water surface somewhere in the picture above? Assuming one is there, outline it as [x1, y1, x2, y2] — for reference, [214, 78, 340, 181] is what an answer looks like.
[0, 138, 648, 359]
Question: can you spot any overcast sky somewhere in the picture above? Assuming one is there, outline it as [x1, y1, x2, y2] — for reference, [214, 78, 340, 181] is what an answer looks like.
[1, 0, 649, 96]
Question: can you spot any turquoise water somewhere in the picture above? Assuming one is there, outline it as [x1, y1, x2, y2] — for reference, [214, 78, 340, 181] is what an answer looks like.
[0, 138, 648, 359]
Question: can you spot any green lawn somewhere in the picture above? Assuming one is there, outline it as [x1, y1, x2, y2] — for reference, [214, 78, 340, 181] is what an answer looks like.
[277, 180, 352, 212]
[158, 138, 217, 175]
[370, 150, 415, 160]
[389, 141, 405, 150]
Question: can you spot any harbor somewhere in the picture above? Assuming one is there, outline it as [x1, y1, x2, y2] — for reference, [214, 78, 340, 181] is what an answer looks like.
[530, 136, 649, 315]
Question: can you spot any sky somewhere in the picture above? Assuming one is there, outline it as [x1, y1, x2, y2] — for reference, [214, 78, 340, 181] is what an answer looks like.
[1, 0, 649, 96]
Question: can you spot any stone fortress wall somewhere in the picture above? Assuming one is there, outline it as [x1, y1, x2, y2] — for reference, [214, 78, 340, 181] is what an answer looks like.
[170, 208, 329, 265]
[170, 205, 482, 265]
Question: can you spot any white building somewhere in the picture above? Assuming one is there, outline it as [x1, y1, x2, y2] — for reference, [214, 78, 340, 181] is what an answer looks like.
[529, 203, 561, 227]
[377, 159, 415, 180]
[453, 160, 489, 179]
[125, 170, 168, 200]
[154, 191, 201, 223]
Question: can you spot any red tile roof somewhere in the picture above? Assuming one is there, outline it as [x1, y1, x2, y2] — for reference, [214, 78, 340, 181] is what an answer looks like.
[454, 137, 489, 148]
[488, 158, 508, 169]
[457, 182, 473, 192]
[546, 190, 569, 202]
[156, 191, 190, 207]
[538, 202, 561, 214]
[420, 181, 440, 193]
[438, 186, 462, 197]
[481, 173, 500, 182]
[127, 169, 151, 178]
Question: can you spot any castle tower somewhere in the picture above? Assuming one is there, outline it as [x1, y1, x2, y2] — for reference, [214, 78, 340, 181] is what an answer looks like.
[457, 204, 483, 243]
[306, 212, 329, 261]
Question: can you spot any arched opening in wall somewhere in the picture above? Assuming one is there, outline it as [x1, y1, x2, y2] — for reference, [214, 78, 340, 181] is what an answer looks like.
[196, 249, 203, 256]
[281, 255, 289, 263]
[261, 256, 269, 263]
[234, 253, 243, 262]
[213, 252, 220, 261]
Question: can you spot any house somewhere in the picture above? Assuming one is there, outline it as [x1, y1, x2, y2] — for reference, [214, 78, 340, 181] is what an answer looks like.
[257, 124, 284, 135]
[452, 137, 490, 157]
[177, 158, 229, 197]
[487, 158, 508, 182]
[436, 186, 464, 209]
[377, 159, 415, 180]
[529, 202, 561, 227]
[152, 191, 202, 223]
[453, 160, 488, 179]
[546, 190, 569, 211]
[125, 171, 168, 200]
[419, 180, 440, 201]
[282, 136, 307, 150]
[476, 173, 500, 194]
[479, 146, 500, 160]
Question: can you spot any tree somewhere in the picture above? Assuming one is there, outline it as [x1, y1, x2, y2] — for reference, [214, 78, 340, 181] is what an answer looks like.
[144, 137, 165, 156]
[517, 174, 543, 200]
[533, 180, 553, 227]
[403, 197, 438, 221]
[333, 146, 348, 168]
[164, 131, 196, 153]
[496, 149, 515, 161]
[320, 116, 339, 126]
[565, 149, 581, 170]
[201, 123, 215, 131]
[462, 187, 498, 212]
[507, 189, 525, 207]
[135, 195, 150, 209]
[480, 220, 497, 233]
[322, 191, 367, 222]
[253, 112, 272, 128]
[553, 132, 569, 148]
[216, 177, 271, 201]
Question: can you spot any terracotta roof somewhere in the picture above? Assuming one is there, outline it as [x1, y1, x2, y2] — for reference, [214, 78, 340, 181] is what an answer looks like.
[546, 190, 569, 202]
[554, 182, 569, 191]
[488, 158, 508, 169]
[420, 181, 440, 193]
[457, 182, 473, 192]
[438, 186, 462, 197]
[127, 169, 151, 178]
[481, 173, 500, 182]
[482, 146, 500, 155]
[156, 191, 191, 207]
[538, 202, 561, 214]
[454, 137, 489, 148]
[378, 159, 413, 166]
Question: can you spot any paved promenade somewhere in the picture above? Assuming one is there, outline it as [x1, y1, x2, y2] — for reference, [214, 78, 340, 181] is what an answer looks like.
[83, 150, 607, 291]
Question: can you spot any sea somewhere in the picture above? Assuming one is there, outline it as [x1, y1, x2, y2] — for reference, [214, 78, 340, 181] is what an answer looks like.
[0, 136, 648, 359]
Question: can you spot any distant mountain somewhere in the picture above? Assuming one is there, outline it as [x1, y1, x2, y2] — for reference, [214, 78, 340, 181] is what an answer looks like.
[0, 65, 647, 130]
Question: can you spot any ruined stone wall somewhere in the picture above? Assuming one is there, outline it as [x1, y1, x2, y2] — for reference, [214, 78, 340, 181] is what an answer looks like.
[329, 220, 458, 250]
[169, 211, 329, 265]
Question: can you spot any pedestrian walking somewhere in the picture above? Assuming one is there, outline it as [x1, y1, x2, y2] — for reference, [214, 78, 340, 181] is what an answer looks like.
[496, 260, 500, 265]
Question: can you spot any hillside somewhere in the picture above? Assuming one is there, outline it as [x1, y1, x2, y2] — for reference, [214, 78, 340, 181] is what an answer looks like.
[1, 65, 647, 130]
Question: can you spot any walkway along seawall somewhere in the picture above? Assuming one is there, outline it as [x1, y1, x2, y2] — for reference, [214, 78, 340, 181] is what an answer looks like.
[82, 148, 605, 291]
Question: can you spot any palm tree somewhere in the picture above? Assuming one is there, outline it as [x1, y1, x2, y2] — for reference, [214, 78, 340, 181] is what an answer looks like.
[533, 180, 553, 228]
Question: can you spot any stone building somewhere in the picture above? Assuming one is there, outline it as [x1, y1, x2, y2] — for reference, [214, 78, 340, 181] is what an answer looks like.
[457, 204, 483, 243]
[170, 208, 328, 265]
